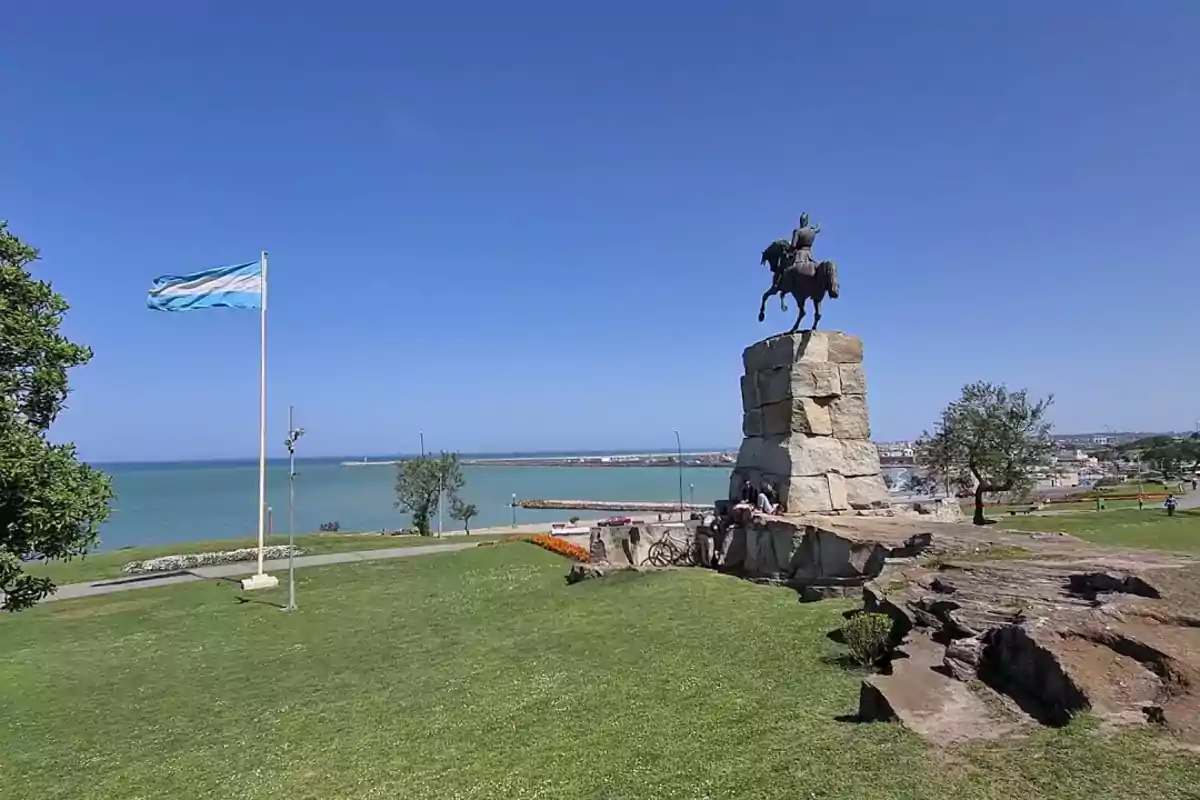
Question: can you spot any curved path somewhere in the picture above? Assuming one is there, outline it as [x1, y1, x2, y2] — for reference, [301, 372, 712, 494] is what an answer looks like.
[44, 542, 479, 603]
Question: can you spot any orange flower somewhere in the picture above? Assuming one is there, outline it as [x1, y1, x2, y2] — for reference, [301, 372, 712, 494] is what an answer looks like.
[523, 533, 590, 562]
[477, 533, 589, 562]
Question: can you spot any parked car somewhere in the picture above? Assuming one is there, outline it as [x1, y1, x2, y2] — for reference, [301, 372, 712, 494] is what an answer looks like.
[597, 516, 633, 527]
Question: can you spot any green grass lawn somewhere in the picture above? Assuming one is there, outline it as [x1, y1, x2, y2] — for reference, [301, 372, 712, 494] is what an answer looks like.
[24, 531, 513, 585]
[2, 545, 1198, 799]
[996, 506, 1200, 552]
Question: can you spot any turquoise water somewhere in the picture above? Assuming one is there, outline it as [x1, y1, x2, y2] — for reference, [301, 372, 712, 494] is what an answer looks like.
[94, 458, 734, 551]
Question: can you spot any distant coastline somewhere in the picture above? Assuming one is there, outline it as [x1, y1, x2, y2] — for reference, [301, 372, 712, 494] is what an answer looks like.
[92, 447, 739, 469]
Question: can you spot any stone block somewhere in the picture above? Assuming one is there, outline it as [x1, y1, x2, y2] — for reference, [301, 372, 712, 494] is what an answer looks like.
[734, 437, 763, 470]
[742, 331, 830, 372]
[826, 332, 864, 363]
[828, 472, 849, 510]
[760, 398, 833, 436]
[845, 474, 890, 509]
[761, 435, 847, 478]
[842, 439, 883, 477]
[784, 475, 835, 513]
[839, 363, 867, 395]
[829, 394, 871, 439]
[740, 374, 759, 411]
[742, 409, 763, 437]
[756, 363, 841, 405]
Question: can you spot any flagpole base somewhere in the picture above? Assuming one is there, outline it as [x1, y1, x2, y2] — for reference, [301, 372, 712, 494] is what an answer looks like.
[239, 573, 279, 591]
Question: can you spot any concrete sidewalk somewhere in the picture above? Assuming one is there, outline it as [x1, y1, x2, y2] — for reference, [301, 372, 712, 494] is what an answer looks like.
[46, 542, 479, 603]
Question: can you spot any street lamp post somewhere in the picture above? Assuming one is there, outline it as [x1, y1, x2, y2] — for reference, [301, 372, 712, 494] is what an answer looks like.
[283, 406, 306, 612]
[511, 493, 517, 527]
[673, 430, 684, 521]
[690, 483, 695, 506]
[420, 431, 425, 457]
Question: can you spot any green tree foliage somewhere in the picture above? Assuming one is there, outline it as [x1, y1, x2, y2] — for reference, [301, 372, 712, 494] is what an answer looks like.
[1119, 436, 1200, 477]
[450, 500, 478, 535]
[0, 222, 114, 610]
[916, 381, 1054, 526]
[394, 451, 464, 536]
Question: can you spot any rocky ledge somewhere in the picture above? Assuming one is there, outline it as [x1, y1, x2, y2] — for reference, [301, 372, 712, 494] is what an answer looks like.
[855, 529, 1200, 746]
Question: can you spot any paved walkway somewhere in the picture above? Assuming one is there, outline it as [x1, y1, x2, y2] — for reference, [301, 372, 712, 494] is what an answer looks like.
[46, 542, 478, 603]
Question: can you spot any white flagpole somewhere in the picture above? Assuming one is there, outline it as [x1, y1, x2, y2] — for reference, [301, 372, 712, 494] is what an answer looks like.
[256, 250, 268, 574]
[242, 250, 278, 590]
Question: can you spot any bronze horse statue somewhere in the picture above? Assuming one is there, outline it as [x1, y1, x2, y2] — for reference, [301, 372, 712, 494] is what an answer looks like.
[758, 240, 840, 333]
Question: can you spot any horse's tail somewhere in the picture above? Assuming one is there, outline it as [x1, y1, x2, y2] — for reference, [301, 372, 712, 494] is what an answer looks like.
[822, 260, 840, 299]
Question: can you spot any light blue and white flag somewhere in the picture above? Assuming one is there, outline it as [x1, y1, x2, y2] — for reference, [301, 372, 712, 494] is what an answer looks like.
[147, 260, 263, 312]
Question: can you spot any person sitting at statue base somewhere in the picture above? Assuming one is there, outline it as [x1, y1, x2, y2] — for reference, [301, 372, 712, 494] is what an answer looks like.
[756, 487, 778, 515]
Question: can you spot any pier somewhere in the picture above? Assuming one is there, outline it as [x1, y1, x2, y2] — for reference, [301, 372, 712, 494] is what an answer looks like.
[517, 499, 710, 513]
[340, 451, 735, 468]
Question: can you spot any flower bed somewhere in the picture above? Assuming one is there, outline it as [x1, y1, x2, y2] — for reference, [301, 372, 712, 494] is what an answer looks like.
[525, 534, 589, 562]
[476, 534, 589, 562]
[122, 545, 305, 574]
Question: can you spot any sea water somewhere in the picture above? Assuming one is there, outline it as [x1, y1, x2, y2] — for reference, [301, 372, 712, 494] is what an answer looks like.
[92, 457, 735, 551]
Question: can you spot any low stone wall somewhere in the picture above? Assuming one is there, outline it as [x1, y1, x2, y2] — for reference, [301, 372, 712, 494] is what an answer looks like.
[588, 522, 701, 568]
[893, 497, 964, 522]
[122, 545, 304, 574]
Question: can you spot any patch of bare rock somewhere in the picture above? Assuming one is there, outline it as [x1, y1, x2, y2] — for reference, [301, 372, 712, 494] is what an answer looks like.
[573, 511, 1200, 746]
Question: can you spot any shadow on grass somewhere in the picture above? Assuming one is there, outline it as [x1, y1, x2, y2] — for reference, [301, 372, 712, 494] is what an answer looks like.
[234, 595, 288, 610]
[89, 570, 192, 587]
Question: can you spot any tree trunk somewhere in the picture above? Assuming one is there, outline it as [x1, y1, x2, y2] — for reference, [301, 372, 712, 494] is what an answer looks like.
[973, 486, 988, 526]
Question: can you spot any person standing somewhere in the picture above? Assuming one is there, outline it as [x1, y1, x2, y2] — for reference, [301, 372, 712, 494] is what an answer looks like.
[1165, 494, 1178, 517]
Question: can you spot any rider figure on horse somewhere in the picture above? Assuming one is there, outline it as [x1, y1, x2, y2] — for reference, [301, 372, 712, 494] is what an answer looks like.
[789, 212, 821, 277]
[766, 212, 821, 295]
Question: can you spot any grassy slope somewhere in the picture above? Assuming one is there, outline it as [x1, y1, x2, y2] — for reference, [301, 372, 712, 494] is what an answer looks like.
[995, 507, 1200, 551]
[24, 532, 512, 585]
[2, 545, 1197, 799]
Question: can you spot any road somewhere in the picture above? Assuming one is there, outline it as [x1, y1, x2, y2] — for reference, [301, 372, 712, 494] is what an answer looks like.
[45, 542, 478, 603]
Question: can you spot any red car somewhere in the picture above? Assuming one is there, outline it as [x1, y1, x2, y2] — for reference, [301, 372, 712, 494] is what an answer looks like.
[597, 516, 633, 527]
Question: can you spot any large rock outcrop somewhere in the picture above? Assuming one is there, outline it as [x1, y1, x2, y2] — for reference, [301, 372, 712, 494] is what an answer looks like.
[733, 331, 889, 513]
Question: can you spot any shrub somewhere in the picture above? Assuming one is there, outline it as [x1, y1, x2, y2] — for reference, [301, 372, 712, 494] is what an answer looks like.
[841, 612, 894, 667]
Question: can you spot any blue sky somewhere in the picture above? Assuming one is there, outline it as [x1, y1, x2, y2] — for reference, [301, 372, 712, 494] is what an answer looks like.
[3, 2, 1198, 461]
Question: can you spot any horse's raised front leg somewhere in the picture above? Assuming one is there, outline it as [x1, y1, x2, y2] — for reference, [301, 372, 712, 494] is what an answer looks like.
[758, 288, 774, 323]
[811, 297, 822, 331]
[788, 296, 807, 333]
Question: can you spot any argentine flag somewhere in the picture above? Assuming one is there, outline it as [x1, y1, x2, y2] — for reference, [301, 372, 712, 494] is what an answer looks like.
[147, 260, 263, 312]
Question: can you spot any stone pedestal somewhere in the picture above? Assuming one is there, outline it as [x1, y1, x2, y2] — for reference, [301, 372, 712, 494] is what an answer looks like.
[731, 331, 889, 513]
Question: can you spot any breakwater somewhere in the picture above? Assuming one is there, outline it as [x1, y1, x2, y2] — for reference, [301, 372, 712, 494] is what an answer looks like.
[518, 499, 709, 513]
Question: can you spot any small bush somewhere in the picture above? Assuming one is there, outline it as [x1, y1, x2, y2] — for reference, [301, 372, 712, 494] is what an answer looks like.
[841, 612, 894, 667]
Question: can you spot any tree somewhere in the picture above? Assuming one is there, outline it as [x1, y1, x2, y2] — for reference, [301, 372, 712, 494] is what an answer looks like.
[1136, 437, 1200, 477]
[916, 381, 1054, 526]
[394, 451, 464, 536]
[0, 222, 114, 610]
[450, 500, 479, 535]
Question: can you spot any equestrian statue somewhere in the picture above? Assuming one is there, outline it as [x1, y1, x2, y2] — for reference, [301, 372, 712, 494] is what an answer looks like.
[757, 212, 840, 334]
